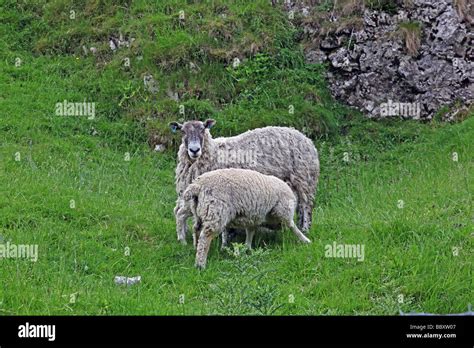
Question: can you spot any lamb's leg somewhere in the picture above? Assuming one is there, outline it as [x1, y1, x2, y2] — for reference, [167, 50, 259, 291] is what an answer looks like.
[245, 228, 255, 249]
[288, 220, 311, 244]
[195, 226, 217, 270]
[274, 200, 311, 244]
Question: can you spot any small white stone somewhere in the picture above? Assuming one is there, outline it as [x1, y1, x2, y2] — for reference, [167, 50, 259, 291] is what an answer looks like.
[154, 144, 165, 152]
[114, 275, 141, 286]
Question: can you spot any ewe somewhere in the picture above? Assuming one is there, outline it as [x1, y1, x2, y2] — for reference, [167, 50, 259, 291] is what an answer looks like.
[170, 119, 319, 244]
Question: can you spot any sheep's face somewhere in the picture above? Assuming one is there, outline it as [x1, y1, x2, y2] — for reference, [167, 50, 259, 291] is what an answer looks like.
[170, 119, 216, 161]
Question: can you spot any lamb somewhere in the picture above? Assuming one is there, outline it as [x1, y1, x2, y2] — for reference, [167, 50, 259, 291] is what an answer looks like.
[170, 119, 320, 245]
[182, 168, 312, 269]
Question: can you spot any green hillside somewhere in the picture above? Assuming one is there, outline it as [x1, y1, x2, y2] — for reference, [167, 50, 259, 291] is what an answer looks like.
[0, 0, 472, 315]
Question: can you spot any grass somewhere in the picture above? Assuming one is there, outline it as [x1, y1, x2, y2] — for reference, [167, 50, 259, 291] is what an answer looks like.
[0, 0, 472, 315]
[399, 21, 422, 56]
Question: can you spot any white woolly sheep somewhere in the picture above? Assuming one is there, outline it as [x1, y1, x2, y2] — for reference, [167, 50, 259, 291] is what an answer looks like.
[170, 119, 320, 245]
[182, 168, 312, 269]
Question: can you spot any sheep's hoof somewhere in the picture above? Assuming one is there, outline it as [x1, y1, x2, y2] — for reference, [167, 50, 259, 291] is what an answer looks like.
[195, 263, 206, 270]
[178, 238, 187, 245]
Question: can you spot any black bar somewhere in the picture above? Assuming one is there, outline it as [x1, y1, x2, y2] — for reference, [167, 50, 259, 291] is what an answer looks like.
[0, 316, 472, 346]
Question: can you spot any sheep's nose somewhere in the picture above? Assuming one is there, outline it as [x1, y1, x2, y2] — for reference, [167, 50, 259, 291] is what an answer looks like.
[189, 146, 200, 154]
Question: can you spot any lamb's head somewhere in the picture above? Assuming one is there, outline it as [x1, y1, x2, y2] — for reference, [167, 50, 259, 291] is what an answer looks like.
[169, 119, 216, 161]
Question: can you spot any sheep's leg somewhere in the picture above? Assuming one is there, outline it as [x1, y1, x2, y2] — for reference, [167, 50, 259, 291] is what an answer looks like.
[195, 227, 217, 270]
[175, 203, 191, 245]
[297, 204, 305, 231]
[296, 191, 314, 234]
[274, 200, 311, 244]
[293, 188, 307, 232]
[221, 227, 239, 249]
[221, 229, 229, 250]
[245, 228, 255, 249]
[300, 204, 313, 234]
[306, 207, 313, 232]
[192, 219, 202, 249]
[288, 220, 311, 244]
[192, 230, 197, 249]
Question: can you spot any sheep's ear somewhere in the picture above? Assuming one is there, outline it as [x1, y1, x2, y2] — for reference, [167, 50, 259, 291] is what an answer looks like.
[169, 122, 183, 133]
[204, 119, 216, 129]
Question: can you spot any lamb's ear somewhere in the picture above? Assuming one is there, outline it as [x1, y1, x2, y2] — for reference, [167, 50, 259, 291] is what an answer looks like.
[204, 119, 216, 129]
[169, 122, 183, 133]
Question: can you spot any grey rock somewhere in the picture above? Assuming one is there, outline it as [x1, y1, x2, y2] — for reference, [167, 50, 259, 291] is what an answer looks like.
[286, 0, 473, 120]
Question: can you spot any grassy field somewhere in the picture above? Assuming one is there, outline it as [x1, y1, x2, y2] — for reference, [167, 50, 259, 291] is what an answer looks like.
[0, 0, 472, 315]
